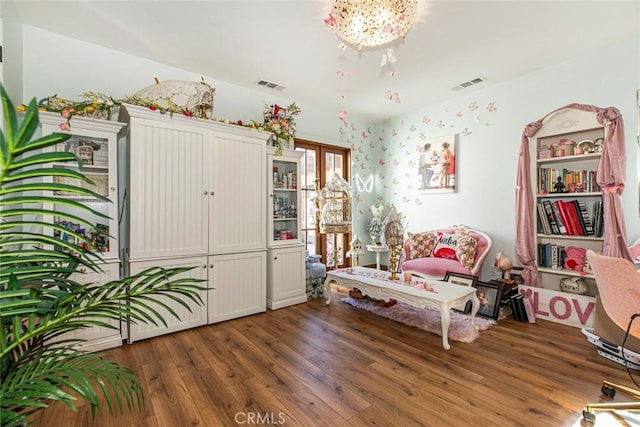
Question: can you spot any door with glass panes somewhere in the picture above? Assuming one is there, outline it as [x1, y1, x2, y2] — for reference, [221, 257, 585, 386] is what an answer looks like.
[295, 140, 350, 269]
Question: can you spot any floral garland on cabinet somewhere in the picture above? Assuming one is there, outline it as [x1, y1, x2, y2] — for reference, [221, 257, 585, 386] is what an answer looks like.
[16, 83, 300, 153]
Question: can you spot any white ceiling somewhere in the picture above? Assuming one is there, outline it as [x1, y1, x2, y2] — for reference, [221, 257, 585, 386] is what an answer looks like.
[8, 1, 640, 122]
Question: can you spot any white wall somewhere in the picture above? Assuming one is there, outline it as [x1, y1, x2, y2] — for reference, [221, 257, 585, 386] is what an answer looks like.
[20, 25, 379, 264]
[21, 26, 356, 147]
[18, 26, 640, 276]
[377, 36, 640, 279]
[1, 1, 24, 107]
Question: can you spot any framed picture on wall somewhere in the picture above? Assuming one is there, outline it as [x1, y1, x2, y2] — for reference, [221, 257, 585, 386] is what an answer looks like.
[417, 134, 457, 194]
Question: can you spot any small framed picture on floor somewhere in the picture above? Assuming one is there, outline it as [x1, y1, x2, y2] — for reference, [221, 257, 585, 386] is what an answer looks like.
[473, 280, 504, 320]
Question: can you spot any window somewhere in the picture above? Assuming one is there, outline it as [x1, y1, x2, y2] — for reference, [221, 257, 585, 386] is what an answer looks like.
[295, 139, 350, 268]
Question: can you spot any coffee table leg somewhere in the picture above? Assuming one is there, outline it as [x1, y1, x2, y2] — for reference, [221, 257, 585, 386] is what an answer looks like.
[439, 303, 451, 350]
[324, 278, 332, 305]
[468, 294, 480, 331]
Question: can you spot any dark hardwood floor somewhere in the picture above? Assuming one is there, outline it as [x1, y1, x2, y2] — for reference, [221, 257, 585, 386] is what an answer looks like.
[31, 285, 639, 426]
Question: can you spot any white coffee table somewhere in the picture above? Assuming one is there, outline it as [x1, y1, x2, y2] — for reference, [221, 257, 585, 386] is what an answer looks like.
[325, 266, 479, 350]
[366, 244, 389, 270]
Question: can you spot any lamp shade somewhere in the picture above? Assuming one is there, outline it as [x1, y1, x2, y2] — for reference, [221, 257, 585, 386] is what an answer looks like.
[331, 0, 418, 48]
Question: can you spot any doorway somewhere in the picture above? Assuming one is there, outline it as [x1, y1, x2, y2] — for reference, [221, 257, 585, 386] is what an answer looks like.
[295, 139, 351, 268]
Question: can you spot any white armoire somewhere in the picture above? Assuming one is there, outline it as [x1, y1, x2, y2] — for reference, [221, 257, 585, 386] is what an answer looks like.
[119, 104, 267, 342]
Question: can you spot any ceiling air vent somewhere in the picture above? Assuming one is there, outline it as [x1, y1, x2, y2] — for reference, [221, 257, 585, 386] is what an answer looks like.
[451, 76, 487, 92]
[255, 79, 286, 91]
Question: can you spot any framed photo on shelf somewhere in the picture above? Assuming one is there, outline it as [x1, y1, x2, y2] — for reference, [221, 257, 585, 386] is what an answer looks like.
[474, 280, 504, 320]
[443, 271, 477, 287]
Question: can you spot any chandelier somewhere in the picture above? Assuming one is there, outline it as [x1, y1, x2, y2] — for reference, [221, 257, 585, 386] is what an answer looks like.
[330, 0, 418, 49]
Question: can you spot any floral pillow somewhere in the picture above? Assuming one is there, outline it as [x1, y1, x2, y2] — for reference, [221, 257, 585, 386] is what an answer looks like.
[432, 232, 460, 260]
[456, 233, 478, 270]
[407, 232, 436, 259]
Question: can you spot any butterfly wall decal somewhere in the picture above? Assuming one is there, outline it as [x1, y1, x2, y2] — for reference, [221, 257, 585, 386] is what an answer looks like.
[380, 48, 397, 67]
[338, 110, 348, 124]
[323, 14, 335, 27]
[354, 174, 374, 193]
[385, 91, 401, 103]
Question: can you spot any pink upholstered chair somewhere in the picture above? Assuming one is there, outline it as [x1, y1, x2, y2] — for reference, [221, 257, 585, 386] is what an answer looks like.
[401, 227, 492, 279]
[582, 250, 640, 422]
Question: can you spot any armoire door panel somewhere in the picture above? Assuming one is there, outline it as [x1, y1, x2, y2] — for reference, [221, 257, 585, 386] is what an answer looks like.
[208, 251, 266, 323]
[128, 256, 208, 343]
[208, 134, 266, 253]
[129, 120, 208, 259]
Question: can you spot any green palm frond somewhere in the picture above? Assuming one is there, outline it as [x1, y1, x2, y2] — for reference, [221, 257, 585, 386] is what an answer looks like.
[0, 82, 206, 425]
[1, 344, 143, 427]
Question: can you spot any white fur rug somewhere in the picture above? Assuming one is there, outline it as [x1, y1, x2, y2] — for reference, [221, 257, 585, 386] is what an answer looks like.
[341, 296, 496, 343]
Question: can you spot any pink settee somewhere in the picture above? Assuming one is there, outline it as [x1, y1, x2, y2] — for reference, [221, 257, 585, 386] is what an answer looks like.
[401, 227, 492, 279]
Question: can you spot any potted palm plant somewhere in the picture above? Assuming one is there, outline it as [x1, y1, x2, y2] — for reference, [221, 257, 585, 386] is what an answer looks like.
[0, 83, 205, 426]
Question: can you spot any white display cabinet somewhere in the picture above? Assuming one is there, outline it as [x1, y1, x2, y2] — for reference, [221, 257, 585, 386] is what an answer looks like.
[268, 147, 303, 247]
[39, 112, 126, 351]
[266, 147, 306, 309]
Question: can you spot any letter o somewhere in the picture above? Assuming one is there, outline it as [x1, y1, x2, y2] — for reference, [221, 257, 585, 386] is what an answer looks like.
[549, 296, 570, 320]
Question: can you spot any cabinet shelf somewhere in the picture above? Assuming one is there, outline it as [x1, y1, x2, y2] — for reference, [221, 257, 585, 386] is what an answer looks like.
[537, 234, 604, 242]
[274, 217, 297, 221]
[537, 191, 601, 198]
[52, 195, 108, 201]
[53, 162, 109, 172]
[537, 153, 600, 165]
[273, 188, 296, 192]
[537, 266, 594, 279]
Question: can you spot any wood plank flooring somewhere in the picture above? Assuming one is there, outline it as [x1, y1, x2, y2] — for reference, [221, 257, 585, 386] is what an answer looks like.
[30, 285, 639, 426]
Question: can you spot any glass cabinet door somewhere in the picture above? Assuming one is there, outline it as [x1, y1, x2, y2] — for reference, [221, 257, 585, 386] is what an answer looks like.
[39, 113, 126, 262]
[268, 148, 303, 247]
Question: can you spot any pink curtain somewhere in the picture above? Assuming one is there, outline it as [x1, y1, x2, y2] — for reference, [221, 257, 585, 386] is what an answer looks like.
[515, 103, 632, 287]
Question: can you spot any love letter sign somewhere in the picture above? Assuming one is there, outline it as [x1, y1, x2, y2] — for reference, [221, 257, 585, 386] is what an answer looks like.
[518, 285, 595, 328]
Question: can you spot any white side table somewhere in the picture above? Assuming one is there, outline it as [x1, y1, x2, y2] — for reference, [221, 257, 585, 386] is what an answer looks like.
[366, 244, 389, 270]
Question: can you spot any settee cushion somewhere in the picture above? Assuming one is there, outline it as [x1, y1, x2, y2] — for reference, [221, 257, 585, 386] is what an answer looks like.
[402, 257, 471, 279]
[456, 232, 478, 269]
[432, 232, 459, 260]
[407, 232, 436, 259]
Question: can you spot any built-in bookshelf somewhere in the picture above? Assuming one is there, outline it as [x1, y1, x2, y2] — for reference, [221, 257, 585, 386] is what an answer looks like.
[530, 109, 605, 295]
